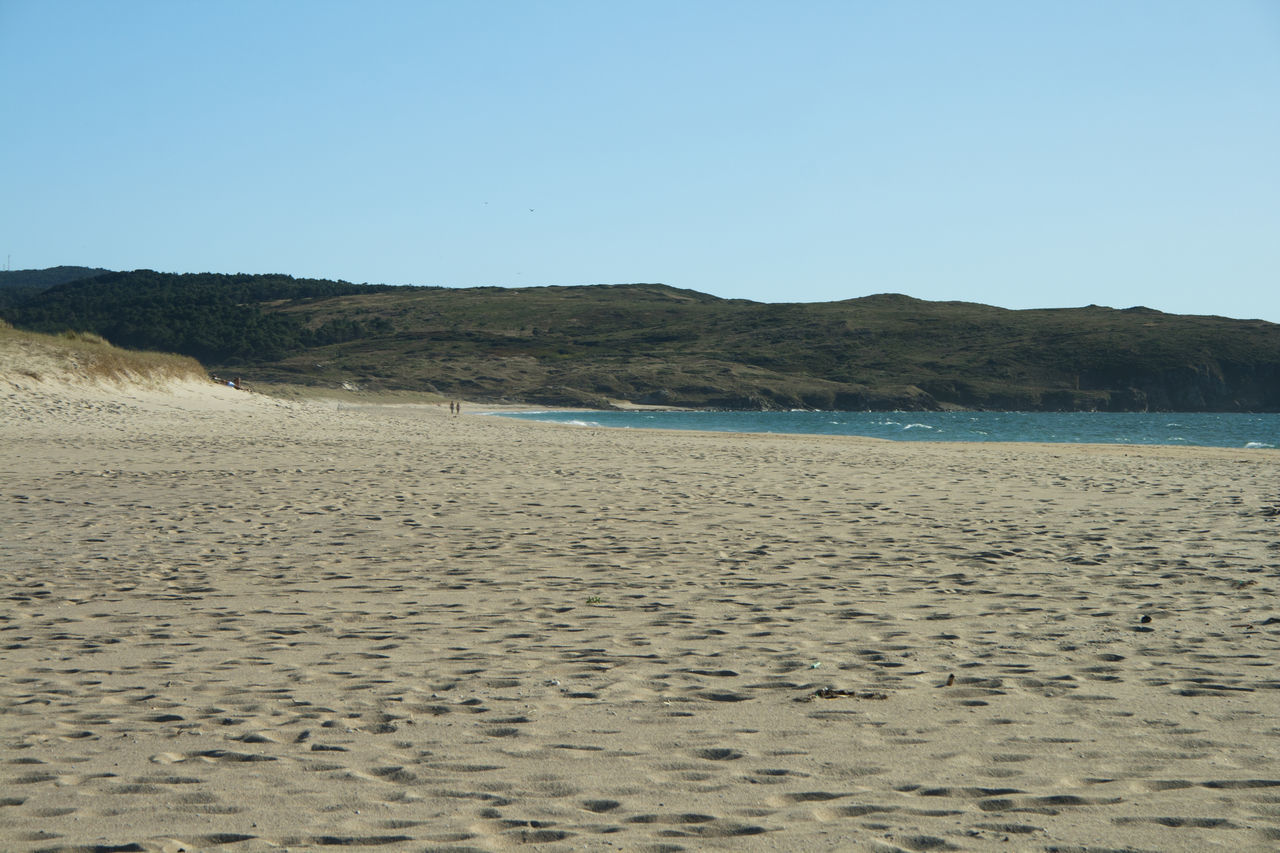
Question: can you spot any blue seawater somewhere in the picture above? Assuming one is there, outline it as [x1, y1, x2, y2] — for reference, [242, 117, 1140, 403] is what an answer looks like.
[486, 410, 1279, 450]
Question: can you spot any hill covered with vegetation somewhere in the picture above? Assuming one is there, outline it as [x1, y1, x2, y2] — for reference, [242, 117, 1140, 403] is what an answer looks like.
[4, 268, 1278, 411]
[4, 270, 396, 363]
[0, 266, 111, 310]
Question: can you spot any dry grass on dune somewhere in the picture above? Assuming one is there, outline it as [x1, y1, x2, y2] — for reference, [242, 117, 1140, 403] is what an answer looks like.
[0, 321, 209, 389]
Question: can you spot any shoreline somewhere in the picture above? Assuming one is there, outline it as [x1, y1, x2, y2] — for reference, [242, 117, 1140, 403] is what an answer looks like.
[250, 380, 1280, 421]
[480, 407, 1280, 455]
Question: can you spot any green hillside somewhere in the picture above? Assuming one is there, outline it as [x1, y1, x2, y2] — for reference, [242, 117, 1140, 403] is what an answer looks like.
[4, 269, 1279, 411]
[0, 265, 111, 310]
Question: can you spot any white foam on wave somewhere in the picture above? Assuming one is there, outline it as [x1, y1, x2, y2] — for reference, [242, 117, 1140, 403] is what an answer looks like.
[902, 423, 934, 430]
[1244, 441, 1275, 449]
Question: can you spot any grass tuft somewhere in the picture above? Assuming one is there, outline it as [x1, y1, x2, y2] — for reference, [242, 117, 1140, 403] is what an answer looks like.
[60, 329, 111, 346]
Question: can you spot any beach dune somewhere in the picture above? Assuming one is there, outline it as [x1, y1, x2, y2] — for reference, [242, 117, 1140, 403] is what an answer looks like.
[3, 376, 1279, 851]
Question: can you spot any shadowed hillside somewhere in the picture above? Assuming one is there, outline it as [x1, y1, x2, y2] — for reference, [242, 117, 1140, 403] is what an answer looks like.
[0, 266, 111, 310]
[4, 269, 1279, 411]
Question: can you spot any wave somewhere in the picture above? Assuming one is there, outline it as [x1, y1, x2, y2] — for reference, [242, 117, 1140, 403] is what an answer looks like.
[495, 410, 1280, 449]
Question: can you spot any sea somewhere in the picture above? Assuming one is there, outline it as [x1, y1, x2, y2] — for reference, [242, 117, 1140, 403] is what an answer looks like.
[486, 410, 1279, 450]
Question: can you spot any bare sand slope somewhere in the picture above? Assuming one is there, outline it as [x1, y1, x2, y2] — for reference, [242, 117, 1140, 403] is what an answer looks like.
[3, 380, 1279, 852]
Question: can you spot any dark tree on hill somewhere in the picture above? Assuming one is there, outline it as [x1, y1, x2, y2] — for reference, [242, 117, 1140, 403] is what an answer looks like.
[0, 269, 397, 363]
[0, 266, 111, 290]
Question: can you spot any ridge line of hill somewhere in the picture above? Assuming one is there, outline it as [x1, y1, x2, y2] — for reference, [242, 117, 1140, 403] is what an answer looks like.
[2, 268, 1278, 412]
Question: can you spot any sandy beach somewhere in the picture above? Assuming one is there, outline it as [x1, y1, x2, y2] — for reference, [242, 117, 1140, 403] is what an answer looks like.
[3, 377, 1279, 852]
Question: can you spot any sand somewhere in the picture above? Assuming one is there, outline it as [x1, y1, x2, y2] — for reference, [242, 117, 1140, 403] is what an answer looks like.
[3, 377, 1279, 852]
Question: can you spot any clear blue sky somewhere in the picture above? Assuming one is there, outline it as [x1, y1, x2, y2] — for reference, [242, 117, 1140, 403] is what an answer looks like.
[3, 1, 1278, 321]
